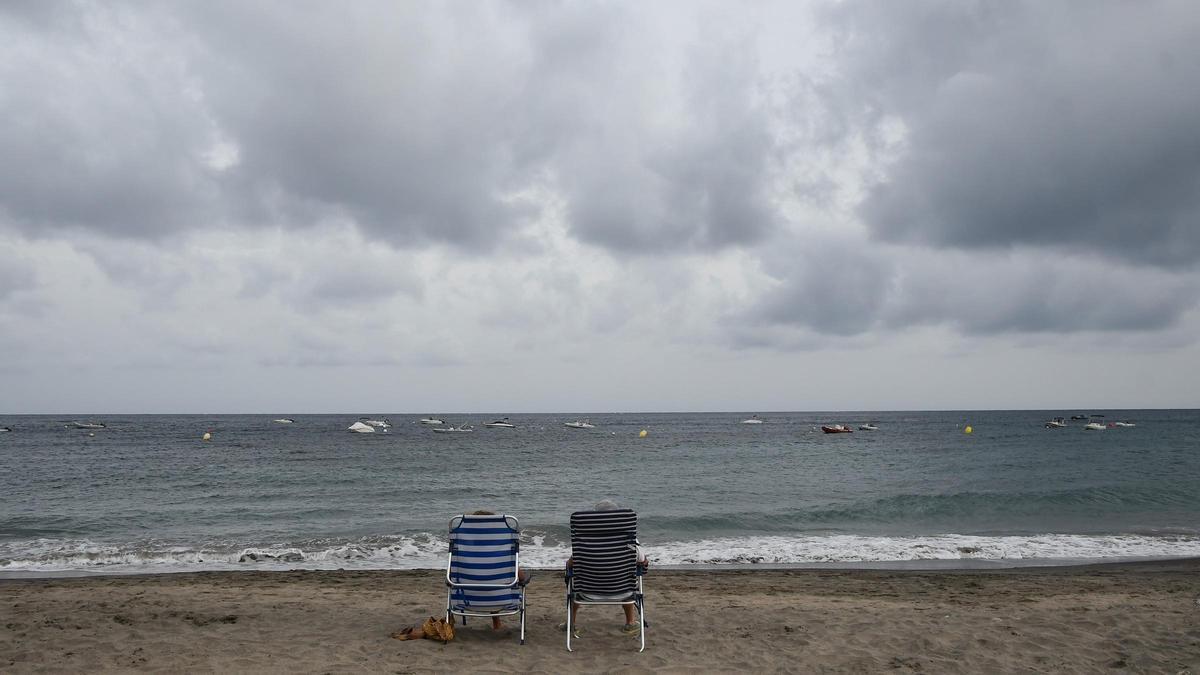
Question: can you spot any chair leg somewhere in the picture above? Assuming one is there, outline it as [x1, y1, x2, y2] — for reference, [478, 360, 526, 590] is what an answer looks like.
[638, 599, 646, 653]
[565, 595, 573, 652]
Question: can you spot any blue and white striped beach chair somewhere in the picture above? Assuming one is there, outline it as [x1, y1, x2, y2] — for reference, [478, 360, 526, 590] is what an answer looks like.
[445, 513, 527, 644]
[565, 508, 647, 652]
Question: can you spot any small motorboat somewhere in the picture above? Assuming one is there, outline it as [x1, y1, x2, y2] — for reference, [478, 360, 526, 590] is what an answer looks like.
[1070, 415, 1089, 420]
[1084, 422, 1105, 431]
[740, 415, 764, 424]
[858, 423, 879, 431]
[348, 421, 376, 433]
[273, 418, 296, 424]
[821, 425, 853, 434]
[0, 426, 11, 432]
[1113, 421, 1136, 427]
[1044, 418, 1067, 428]
[484, 418, 516, 428]
[360, 418, 391, 428]
[433, 424, 474, 433]
[564, 420, 595, 429]
[419, 417, 444, 425]
[70, 421, 106, 430]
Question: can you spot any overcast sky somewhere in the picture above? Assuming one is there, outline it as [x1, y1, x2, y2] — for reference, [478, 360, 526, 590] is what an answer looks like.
[2, 0, 1198, 414]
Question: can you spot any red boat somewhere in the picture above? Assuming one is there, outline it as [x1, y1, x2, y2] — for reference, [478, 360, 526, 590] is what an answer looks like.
[821, 425, 853, 434]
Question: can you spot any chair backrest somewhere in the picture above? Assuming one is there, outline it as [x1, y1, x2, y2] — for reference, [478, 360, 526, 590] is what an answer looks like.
[569, 509, 639, 595]
[448, 514, 521, 606]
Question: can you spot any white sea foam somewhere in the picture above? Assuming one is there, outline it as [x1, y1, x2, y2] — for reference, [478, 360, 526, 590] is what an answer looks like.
[2, 533, 1199, 575]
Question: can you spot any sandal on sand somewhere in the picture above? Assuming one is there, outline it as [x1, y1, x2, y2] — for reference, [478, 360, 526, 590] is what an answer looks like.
[556, 622, 583, 638]
[620, 623, 641, 637]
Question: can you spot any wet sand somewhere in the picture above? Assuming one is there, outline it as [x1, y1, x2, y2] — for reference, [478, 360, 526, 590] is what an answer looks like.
[3, 560, 1199, 673]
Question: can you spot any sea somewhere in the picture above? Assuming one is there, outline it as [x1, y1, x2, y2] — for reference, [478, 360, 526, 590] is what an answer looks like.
[2, 410, 1198, 577]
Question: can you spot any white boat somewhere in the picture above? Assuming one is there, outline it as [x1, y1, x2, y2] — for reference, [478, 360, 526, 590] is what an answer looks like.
[740, 415, 764, 424]
[564, 420, 595, 429]
[433, 424, 474, 433]
[360, 418, 391, 428]
[484, 418, 516, 428]
[273, 418, 296, 424]
[1044, 418, 1067, 428]
[1113, 421, 1136, 427]
[0, 426, 11, 432]
[419, 417, 444, 425]
[1084, 422, 1105, 431]
[348, 421, 376, 433]
[858, 423, 879, 431]
[70, 421, 106, 429]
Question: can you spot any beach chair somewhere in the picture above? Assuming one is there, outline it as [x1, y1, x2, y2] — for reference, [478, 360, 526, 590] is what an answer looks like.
[565, 508, 647, 652]
[445, 513, 527, 644]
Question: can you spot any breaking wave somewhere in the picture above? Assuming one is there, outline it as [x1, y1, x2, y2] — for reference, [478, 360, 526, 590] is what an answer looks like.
[3, 532, 1199, 575]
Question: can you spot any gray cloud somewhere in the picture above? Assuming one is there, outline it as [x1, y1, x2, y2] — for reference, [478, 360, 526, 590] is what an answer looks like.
[0, 5, 225, 240]
[752, 243, 894, 336]
[0, 257, 36, 301]
[826, 0, 1200, 266]
[552, 21, 779, 252]
[741, 242, 1199, 344]
[1, 2, 787, 254]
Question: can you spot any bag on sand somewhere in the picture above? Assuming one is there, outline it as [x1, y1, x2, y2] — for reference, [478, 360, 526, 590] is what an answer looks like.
[391, 616, 455, 643]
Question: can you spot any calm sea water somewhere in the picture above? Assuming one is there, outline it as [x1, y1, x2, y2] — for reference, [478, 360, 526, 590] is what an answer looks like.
[2, 410, 1198, 575]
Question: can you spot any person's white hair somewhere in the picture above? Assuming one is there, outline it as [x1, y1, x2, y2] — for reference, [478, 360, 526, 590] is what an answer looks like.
[594, 499, 619, 511]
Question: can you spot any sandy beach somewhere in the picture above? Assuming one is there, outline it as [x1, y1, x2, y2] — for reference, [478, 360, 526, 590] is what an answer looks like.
[3, 560, 1199, 673]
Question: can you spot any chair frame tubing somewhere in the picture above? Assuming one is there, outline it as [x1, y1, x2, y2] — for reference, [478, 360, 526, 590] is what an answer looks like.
[565, 573, 646, 652]
[444, 515, 527, 645]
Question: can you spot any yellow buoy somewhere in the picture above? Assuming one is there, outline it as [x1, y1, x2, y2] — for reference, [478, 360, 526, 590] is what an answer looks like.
[202, 431, 212, 442]
[639, 429, 648, 438]
[964, 425, 973, 434]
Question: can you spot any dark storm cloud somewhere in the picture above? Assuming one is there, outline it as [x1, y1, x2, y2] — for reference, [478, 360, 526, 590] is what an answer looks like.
[827, 0, 1200, 266]
[0, 2, 783, 254]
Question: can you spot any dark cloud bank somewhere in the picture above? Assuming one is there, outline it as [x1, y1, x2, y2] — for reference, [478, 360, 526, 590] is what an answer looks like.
[1, 1, 1198, 344]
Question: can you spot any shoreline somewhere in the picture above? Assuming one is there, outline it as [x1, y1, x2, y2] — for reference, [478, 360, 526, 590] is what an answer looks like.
[4, 554, 1200, 581]
[4, 561, 1198, 672]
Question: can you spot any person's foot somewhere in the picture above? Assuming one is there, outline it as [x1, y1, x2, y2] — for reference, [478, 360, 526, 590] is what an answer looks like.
[556, 621, 582, 638]
[620, 622, 641, 637]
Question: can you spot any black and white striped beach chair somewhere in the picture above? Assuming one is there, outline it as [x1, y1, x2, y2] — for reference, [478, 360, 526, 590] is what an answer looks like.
[565, 508, 647, 652]
[445, 514, 527, 644]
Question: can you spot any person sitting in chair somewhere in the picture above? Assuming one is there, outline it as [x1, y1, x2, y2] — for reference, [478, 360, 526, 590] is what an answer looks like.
[470, 510, 531, 630]
[559, 499, 649, 637]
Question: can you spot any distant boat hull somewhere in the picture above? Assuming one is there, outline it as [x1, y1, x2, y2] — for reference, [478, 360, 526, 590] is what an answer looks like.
[822, 425, 853, 434]
[348, 421, 376, 433]
[273, 418, 296, 424]
[419, 418, 443, 425]
[564, 421, 595, 429]
[858, 424, 879, 431]
[70, 422, 106, 429]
